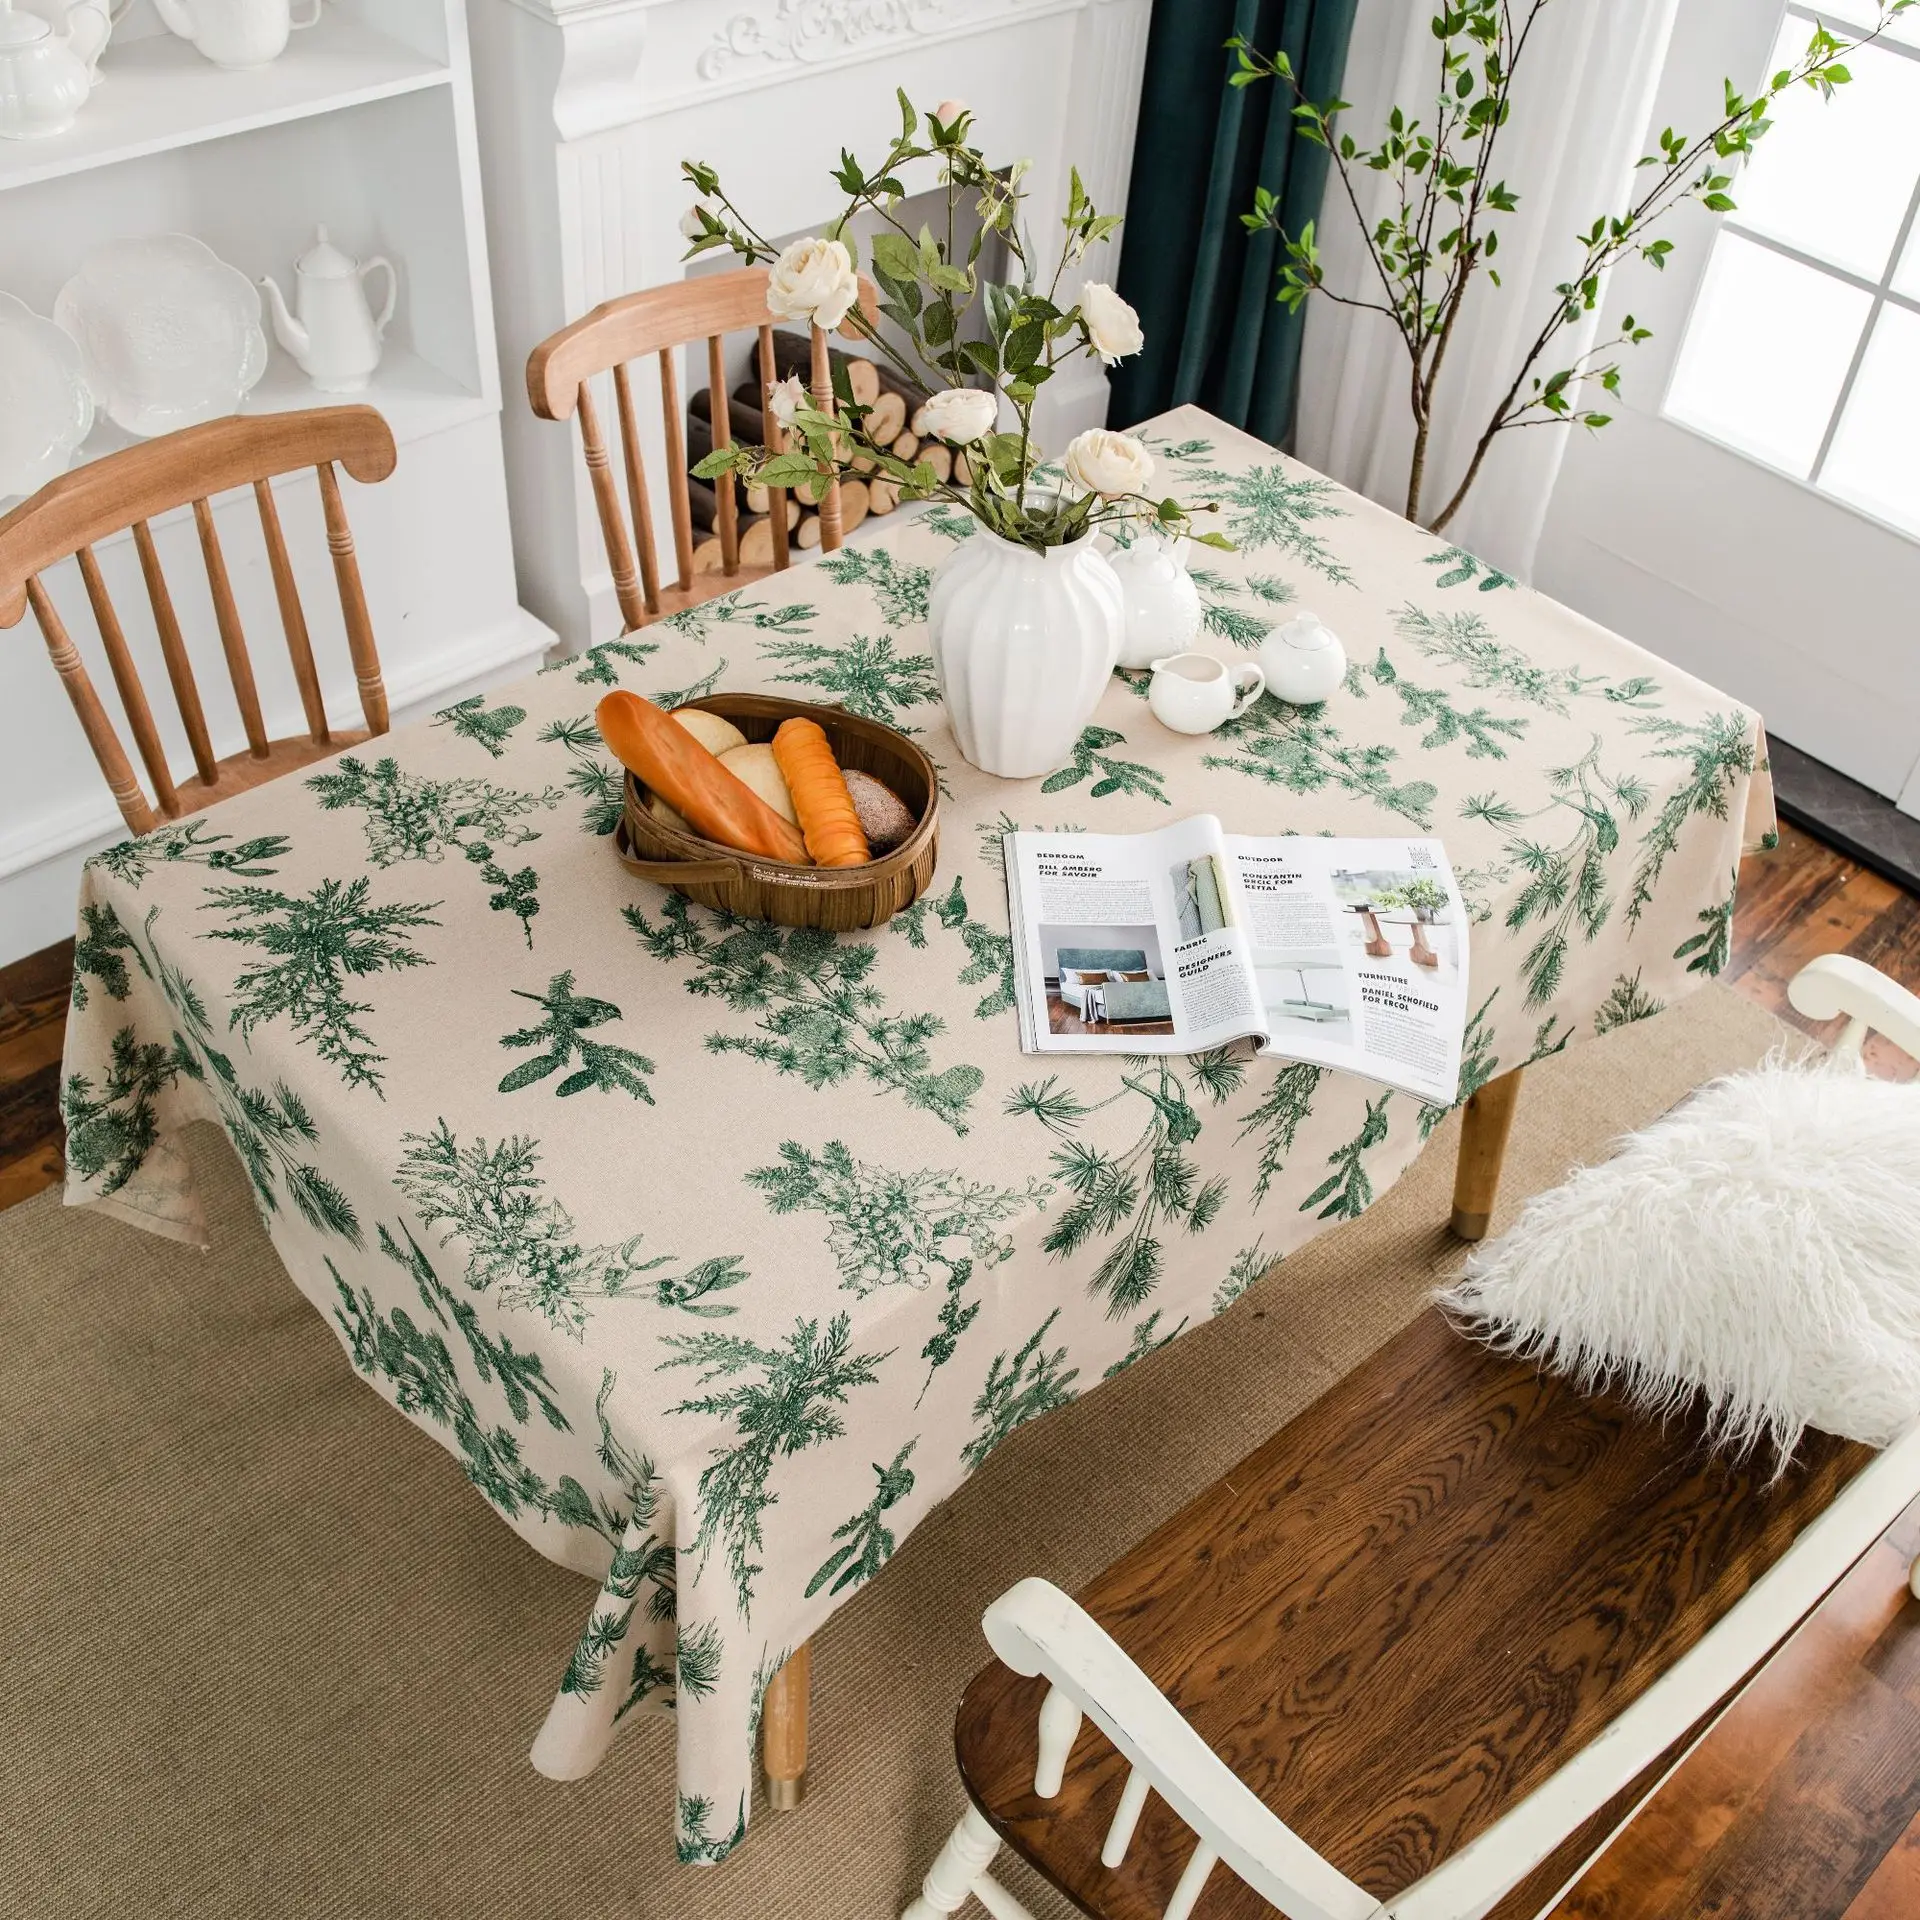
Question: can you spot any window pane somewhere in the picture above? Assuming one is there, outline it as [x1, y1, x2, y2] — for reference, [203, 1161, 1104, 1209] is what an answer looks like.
[1728, 21, 1920, 278]
[1819, 304, 1920, 535]
[1795, 1, 1920, 52]
[1665, 232, 1872, 475]
[1893, 210, 1920, 299]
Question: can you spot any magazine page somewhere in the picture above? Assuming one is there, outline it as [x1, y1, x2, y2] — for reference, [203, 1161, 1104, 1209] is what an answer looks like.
[1222, 834, 1468, 1105]
[1006, 817, 1267, 1055]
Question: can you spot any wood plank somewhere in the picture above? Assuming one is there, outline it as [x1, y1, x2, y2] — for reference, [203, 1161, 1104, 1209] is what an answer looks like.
[1842, 1810, 1920, 1920]
[0, 1136, 63, 1211]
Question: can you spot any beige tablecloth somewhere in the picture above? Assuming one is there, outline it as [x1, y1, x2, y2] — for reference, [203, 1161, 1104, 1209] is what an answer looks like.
[59, 407, 1772, 1861]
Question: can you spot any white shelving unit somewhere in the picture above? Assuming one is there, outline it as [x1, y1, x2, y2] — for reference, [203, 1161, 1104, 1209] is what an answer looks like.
[0, 0, 554, 965]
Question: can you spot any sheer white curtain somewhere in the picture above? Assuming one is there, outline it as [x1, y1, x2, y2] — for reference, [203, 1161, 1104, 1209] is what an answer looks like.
[1293, 0, 1680, 580]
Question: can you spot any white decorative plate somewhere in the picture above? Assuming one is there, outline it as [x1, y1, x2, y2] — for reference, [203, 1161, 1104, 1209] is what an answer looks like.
[0, 291, 93, 501]
[54, 234, 268, 439]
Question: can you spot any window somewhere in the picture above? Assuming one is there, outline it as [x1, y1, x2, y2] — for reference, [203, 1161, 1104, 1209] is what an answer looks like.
[1664, 3, 1920, 538]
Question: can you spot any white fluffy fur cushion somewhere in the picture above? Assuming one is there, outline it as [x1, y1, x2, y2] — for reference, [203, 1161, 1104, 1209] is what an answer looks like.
[1438, 1053, 1920, 1465]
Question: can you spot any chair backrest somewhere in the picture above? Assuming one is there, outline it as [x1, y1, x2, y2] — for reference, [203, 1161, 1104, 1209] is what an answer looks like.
[525, 265, 879, 632]
[0, 406, 397, 838]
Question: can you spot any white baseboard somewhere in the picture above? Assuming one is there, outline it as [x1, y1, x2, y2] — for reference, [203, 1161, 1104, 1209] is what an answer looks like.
[0, 605, 558, 969]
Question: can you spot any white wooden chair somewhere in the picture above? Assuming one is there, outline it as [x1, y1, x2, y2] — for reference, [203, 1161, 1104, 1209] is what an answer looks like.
[909, 956, 1920, 1920]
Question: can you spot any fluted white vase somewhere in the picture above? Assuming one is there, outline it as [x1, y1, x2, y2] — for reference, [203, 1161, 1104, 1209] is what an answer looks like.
[927, 526, 1124, 779]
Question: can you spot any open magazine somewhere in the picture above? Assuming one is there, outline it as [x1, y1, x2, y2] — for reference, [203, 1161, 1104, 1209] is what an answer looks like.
[1005, 816, 1469, 1106]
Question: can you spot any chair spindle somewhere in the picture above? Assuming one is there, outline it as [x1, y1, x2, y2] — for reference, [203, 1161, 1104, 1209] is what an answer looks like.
[254, 479, 328, 744]
[28, 575, 158, 836]
[576, 379, 648, 633]
[808, 323, 844, 551]
[192, 496, 269, 758]
[76, 545, 178, 818]
[610, 360, 662, 618]
[659, 346, 695, 590]
[706, 332, 740, 575]
[1161, 1841, 1219, 1920]
[133, 520, 217, 787]
[1033, 1685, 1083, 1798]
[756, 325, 791, 571]
[1101, 1765, 1151, 1868]
[316, 461, 389, 737]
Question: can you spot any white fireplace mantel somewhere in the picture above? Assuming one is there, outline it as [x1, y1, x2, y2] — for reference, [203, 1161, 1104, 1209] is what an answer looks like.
[471, 0, 1153, 647]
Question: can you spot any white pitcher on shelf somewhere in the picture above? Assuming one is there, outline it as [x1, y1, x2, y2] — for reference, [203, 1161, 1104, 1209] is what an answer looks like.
[260, 227, 396, 394]
[153, 0, 320, 70]
[0, 0, 107, 138]
[19, 0, 123, 78]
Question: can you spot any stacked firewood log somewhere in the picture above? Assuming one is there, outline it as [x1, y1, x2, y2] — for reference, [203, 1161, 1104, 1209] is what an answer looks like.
[684, 330, 976, 572]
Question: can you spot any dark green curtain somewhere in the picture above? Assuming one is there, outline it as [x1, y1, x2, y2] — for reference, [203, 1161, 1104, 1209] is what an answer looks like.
[1109, 0, 1359, 444]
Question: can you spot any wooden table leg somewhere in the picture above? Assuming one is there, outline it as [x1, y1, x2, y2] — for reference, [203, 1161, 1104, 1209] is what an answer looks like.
[1451, 1065, 1524, 1241]
[762, 1641, 811, 1810]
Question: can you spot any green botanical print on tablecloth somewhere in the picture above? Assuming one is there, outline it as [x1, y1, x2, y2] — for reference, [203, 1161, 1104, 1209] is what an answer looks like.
[1206, 697, 1438, 829]
[1236, 1061, 1324, 1205]
[676, 1792, 748, 1867]
[746, 1139, 1046, 1298]
[538, 716, 624, 837]
[922, 504, 979, 542]
[308, 754, 562, 947]
[661, 1312, 891, 1616]
[1303, 1092, 1393, 1220]
[1357, 649, 1528, 760]
[1675, 870, 1738, 978]
[1103, 1308, 1188, 1379]
[816, 545, 935, 625]
[61, 1025, 177, 1197]
[1393, 605, 1661, 715]
[559, 636, 659, 688]
[661, 597, 815, 645]
[747, 1644, 791, 1753]
[1595, 969, 1665, 1034]
[499, 971, 656, 1102]
[88, 820, 290, 886]
[1009, 1051, 1238, 1317]
[1424, 546, 1516, 592]
[1457, 989, 1501, 1101]
[1213, 1242, 1273, 1314]
[963, 1309, 1080, 1471]
[624, 895, 985, 1134]
[1624, 713, 1756, 926]
[893, 874, 1014, 1020]
[1192, 462, 1353, 584]
[434, 694, 527, 758]
[806, 1440, 917, 1598]
[396, 1121, 746, 1336]
[676, 1618, 724, 1702]
[1042, 725, 1169, 805]
[758, 630, 939, 729]
[653, 657, 730, 708]
[71, 901, 135, 1010]
[199, 878, 438, 1097]
[1190, 565, 1295, 648]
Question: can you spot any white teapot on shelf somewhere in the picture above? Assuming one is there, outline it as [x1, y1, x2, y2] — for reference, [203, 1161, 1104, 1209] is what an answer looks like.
[260, 227, 396, 394]
[0, 0, 107, 140]
[152, 0, 319, 71]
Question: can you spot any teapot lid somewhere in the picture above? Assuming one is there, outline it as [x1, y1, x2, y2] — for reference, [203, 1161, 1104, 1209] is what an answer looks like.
[295, 227, 359, 278]
[0, 1, 53, 49]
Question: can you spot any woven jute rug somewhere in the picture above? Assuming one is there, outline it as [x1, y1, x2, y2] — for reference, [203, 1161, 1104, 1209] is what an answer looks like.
[0, 985, 1789, 1920]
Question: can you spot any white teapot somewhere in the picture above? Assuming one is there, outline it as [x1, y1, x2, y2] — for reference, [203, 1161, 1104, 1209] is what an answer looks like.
[153, 0, 319, 70]
[0, 0, 107, 139]
[1108, 526, 1202, 671]
[1258, 610, 1349, 706]
[260, 227, 396, 394]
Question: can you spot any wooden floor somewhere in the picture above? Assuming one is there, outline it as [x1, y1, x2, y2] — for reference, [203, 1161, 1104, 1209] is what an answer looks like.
[3, 815, 1918, 1912]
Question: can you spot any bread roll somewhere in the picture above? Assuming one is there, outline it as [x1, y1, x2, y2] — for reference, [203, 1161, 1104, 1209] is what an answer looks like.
[717, 741, 799, 824]
[842, 767, 916, 852]
[673, 708, 749, 756]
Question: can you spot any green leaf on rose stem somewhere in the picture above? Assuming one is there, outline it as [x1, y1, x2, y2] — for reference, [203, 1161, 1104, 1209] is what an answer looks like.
[755, 452, 829, 489]
[683, 160, 719, 196]
[692, 448, 745, 480]
[1004, 320, 1045, 374]
[923, 301, 955, 347]
[871, 231, 919, 285]
[831, 358, 855, 406]
[898, 86, 916, 141]
[960, 337, 1000, 379]
[1195, 531, 1236, 550]
[930, 263, 972, 294]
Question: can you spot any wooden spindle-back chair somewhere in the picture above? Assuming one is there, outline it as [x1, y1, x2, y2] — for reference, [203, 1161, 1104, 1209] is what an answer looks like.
[0, 406, 397, 839]
[525, 265, 879, 632]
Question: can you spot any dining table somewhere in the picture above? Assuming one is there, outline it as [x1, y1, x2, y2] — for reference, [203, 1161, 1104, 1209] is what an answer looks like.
[57, 404, 1775, 1865]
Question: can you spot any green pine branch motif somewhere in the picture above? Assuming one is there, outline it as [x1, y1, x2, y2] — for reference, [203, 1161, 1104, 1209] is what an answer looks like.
[307, 753, 562, 947]
[1009, 1056, 1234, 1318]
[1189, 565, 1296, 649]
[71, 901, 136, 1010]
[1423, 546, 1516, 592]
[1302, 1092, 1392, 1221]
[499, 971, 656, 1103]
[963, 1309, 1080, 1471]
[1361, 648, 1528, 760]
[654, 659, 730, 709]
[758, 630, 939, 730]
[917, 1265, 980, 1405]
[1213, 1241, 1273, 1314]
[434, 694, 527, 759]
[806, 1440, 917, 1598]
[623, 894, 985, 1133]
[563, 637, 659, 688]
[676, 1617, 725, 1702]
[1674, 870, 1737, 978]
[199, 878, 438, 1097]
[1192, 462, 1354, 583]
[1042, 725, 1170, 805]
[660, 595, 816, 645]
[396, 1121, 747, 1336]
[1235, 1061, 1324, 1206]
[1392, 604, 1661, 715]
[1205, 697, 1438, 829]
[1623, 712, 1756, 926]
[1595, 969, 1666, 1035]
[87, 820, 290, 887]
[1457, 989, 1501, 1102]
[817, 545, 936, 626]
[892, 873, 1014, 1020]
[676, 1792, 748, 1866]
[537, 715, 625, 837]
[661, 1311, 892, 1615]
[60, 1024, 177, 1197]
[923, 504, 981, 542]
[1103, 1308, 1188, 1379]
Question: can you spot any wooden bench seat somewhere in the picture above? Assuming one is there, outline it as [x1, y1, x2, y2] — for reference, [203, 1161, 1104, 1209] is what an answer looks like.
[954, 1309, 1876, 1919]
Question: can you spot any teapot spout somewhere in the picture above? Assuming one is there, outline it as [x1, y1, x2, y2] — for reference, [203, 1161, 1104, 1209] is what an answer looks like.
[258, 276, 309, 365]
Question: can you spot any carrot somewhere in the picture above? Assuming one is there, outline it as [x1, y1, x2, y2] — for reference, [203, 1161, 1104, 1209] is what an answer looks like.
[772, 717, 871, 868]
[596, 691, 810, 865]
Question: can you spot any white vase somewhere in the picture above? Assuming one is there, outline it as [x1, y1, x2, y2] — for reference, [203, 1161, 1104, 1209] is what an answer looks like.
[928, 525, 1124, 779]
[1108, 527, 1202, 670]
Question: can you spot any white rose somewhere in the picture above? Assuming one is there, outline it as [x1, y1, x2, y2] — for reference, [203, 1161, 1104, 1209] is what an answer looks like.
[766, 236, 860, 333]
[765, 373, 807, 431]
[679, 203, 710, 241]
[1064, 428, 1154, 498]
[1079, 281, 1144, 365]
[919, 387, 998, 445]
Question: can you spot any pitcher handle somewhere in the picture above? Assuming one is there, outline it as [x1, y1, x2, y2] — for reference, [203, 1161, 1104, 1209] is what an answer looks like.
[1229, 662, 1266, 718]
[67, 0, 112, 71]
[360, 257, 398, 340]
[292, 0, 324, 27]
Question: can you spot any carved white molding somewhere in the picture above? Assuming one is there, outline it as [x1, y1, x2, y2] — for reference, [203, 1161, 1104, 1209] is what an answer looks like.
[697, 0, 951, 81]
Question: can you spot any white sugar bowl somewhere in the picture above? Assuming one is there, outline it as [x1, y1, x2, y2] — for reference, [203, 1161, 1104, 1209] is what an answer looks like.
[1258, 610, 1348, 706]
[0, 0, 107, 140]
[1109, 527, 1203, 671]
